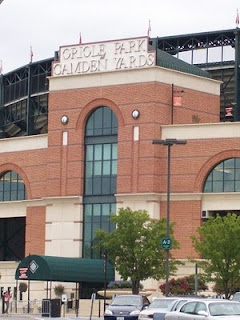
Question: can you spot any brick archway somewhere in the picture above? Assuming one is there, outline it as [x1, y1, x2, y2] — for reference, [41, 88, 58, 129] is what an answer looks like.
[194, 149, 240, 192]
[76, 98, 124, 132]
[0, 163, 31, 199]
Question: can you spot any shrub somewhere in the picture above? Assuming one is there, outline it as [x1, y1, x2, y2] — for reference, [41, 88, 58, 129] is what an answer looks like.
[19, 282, 28, 293]
[159, 275, 208, 295]
[54, 284, 65, 297]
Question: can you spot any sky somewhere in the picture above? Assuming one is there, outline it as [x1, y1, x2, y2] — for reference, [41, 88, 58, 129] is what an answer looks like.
[0, 0, 240, 73]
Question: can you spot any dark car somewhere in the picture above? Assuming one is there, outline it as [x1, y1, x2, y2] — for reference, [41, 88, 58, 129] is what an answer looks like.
[104, 294, 150, 320]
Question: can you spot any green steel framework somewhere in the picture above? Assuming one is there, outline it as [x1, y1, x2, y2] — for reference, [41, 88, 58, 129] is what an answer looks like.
[1, 28, 240, 140]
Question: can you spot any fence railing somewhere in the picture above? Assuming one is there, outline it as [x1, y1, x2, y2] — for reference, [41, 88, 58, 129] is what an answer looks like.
[3, 297, 108, 317]
[9, 299, 51, 316]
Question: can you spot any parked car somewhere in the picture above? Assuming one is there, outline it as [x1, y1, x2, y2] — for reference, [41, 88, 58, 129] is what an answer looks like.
[104, 294, 150, 320]
[138, 297, 179, 320]
[164, 299, 240, 319]
[139, 296, 202, 320]
[233, 292, 240, 301]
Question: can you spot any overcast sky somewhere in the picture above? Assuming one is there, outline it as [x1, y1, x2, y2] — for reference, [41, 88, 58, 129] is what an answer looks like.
[0, 0, 240, 73]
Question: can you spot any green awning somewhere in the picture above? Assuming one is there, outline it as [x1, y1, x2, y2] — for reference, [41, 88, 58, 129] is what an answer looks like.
[15, 255, 115, 283]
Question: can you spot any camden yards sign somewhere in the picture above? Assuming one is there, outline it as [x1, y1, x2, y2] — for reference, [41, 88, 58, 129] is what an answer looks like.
[52, 37, 156, 77]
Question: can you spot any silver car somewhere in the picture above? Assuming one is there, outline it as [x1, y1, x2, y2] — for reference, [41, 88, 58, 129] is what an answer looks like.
[164, 299, 240, 319]
[139, 297, 179, 320]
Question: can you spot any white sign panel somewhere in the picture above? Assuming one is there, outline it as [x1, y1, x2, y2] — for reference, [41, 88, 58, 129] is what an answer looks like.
[61, 294, 67, 302]
[52, 37, 156, 77]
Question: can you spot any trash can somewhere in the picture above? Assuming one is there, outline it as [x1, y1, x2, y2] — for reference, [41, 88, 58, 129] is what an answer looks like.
[50, 299, 61, 317]
[42, 299, 61, 317]
[67, 300, 73, 309]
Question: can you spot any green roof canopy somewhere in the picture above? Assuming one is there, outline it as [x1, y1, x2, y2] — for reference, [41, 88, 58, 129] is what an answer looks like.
[149, 44, 212, 79]
[15, 255, 115, 283]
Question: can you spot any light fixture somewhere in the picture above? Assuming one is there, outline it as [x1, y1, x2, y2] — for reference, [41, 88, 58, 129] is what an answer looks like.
[61, 115, 69, 125]
[132, 109, 140, 119]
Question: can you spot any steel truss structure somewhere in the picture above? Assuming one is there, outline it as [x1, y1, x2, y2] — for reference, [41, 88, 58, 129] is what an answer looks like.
[1, 28, 240, 139]
[150, 28, 240, 122]
[0, 58, 52, 138]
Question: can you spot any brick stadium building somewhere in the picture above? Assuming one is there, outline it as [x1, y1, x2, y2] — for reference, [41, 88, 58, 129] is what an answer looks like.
[0, 30, 240, 300]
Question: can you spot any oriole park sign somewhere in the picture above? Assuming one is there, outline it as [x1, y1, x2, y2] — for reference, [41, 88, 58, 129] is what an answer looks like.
[52, 36, 156, 77]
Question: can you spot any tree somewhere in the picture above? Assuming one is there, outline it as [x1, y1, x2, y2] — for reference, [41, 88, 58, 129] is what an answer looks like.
[192, 213, 240, 299]
[95, 207, 181, 294]
[159, 274, 208, 295]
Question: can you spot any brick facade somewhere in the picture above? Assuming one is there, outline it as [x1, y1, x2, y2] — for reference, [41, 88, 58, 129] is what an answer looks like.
[0, 76, 229, 259]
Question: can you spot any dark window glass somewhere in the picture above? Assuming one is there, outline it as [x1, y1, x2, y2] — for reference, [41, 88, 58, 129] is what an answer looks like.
[0, 217, 25, 261]
[85, 106, 118, 137]
[83, 203, 116, 258]
[0, 171, 26, 201]
[203, 158, 240, 193]
[83, 107, 118, 258]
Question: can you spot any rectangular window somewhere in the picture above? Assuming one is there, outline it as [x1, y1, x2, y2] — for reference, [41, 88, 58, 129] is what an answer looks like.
[84, 223, 92, 242]
[224, 180, 234, 192]
[94, 161, 102, 175]
[84, 143, 117, 196]
[85, 179, 93, 195]
[94, 145, 102, 161]
[213, 169, 223, 181]
[83, 202, 116, 258]
[103, 161, 111, 175]
[224, 168, 234, 181]
[103, 144, 111, 160]
[84, 204, 92, 222]
[86, 145, 93, 161]
[85, 162, 93, 177]
[213, 181, 223, 192]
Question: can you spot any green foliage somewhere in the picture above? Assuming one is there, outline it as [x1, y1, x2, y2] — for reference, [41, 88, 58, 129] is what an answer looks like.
[159, 274, 208, 295]
[192, 213, 240, 299]
[95, 207, 181, 294]
[19, 282, 28, 293]
[213, 278, 240, 295]
[54, 284, 65, 297]
[107, 280, 143, 289]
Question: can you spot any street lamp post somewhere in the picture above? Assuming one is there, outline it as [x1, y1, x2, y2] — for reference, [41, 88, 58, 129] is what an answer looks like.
[152, 138, 187, 296]
[103, 251, 107, 312]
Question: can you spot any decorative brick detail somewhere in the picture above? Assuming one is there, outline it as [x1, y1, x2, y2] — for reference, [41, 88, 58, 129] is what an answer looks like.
[0, 163, 32, 199]
[194, 149, 240, 192]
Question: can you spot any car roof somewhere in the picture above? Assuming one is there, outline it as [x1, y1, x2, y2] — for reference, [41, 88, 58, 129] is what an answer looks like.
[114, 294, 142, 298]
[178, 298, 240, 305]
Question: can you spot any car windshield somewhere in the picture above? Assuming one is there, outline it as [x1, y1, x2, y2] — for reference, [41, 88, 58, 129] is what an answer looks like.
[233, 293, 240, 301]
[171, 299, 188, 311]
[209, 302, 240, 316]
[112, 296, 141, 306]
[149, 299, 176, 309]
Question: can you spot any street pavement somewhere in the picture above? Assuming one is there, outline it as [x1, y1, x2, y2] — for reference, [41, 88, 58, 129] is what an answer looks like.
[0, 316, 103, 320]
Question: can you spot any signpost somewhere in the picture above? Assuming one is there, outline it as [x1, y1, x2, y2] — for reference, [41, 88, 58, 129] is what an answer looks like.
[161, 237, 172, 250]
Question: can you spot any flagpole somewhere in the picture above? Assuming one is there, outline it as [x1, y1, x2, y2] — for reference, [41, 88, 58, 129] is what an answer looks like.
[236, 9, 239, 28]
[30, 46, 33, 63]
[147, 19, 151, 37]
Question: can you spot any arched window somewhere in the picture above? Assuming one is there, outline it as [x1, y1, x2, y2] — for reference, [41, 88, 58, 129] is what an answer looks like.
[0, 171, 26, 201]
[83, 106, 118, 258]
[203, 158, 240, 192]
